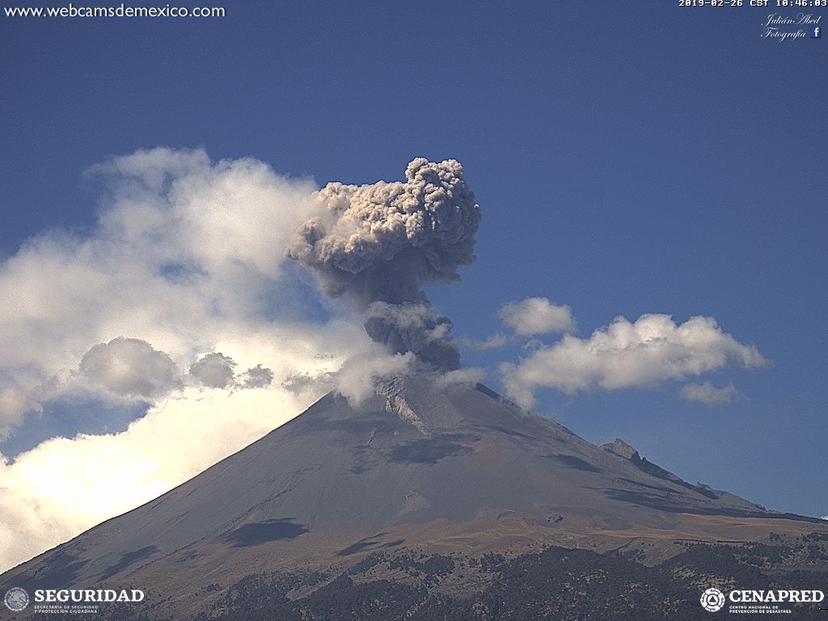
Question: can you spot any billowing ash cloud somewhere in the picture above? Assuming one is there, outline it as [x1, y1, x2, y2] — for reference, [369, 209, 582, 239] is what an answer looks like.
[364, 302, 460, 371]
[288, 158, 481, 371]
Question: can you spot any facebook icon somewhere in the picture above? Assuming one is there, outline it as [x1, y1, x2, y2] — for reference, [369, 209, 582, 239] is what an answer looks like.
[814, 26, 822, 39]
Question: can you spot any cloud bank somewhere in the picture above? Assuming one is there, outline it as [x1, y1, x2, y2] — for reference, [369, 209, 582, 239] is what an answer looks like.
[0, 148, 406, 572]
[500, 314, 766, 408]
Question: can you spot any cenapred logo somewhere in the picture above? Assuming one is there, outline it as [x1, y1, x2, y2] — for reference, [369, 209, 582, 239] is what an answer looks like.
[700, 587, 726, 612]
[3, 587, 30, 612]
[700, 587, 825, 614]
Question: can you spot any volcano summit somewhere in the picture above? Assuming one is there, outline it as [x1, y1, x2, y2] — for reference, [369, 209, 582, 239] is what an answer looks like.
[2, 376, 826, 620]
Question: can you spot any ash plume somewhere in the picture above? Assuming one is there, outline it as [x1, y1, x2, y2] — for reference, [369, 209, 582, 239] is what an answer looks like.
[288, 158, 481, 370]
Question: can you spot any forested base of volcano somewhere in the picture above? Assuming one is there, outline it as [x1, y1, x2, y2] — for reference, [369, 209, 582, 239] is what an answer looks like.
[56, 532, 827, 621]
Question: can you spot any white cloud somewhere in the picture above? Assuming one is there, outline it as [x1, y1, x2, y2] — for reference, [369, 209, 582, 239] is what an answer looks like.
[461, 334, 507, 351]
[240, 364, 274, 389]
[78, 337, 179, 399]
[500, 314, 766, 408]
[189, 352, 236, 389]
[0, 385, 309, 573]
[499, 297, 575, 336]
[0, 147, 389, 572]
[0, 389, 42, 441]
[332, 351, 415, 405]
[0, 149, 318, 393]
[680, 381, 740, 406]
[435, 367, 486, 387]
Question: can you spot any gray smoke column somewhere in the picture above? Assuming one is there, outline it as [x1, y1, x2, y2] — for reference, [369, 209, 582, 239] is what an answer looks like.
[288, 158, 481, 371]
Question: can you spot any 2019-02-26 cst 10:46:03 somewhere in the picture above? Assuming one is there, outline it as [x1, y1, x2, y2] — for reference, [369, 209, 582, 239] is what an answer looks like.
[679, 0, 828, 6]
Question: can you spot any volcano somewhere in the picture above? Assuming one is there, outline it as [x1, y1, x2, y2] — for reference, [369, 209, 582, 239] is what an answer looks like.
[2, 377, 826, 620]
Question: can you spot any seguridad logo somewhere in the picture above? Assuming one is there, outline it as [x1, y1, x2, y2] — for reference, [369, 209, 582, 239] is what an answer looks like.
[34, 588, 145, 603]
[3, 587, 30, 612]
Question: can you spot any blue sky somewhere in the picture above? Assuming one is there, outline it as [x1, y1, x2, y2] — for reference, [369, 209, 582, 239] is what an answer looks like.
[1, 0, 826, 531]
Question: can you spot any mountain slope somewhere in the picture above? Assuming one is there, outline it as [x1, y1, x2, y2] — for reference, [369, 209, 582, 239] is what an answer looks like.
[2, 377, 825, 619]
